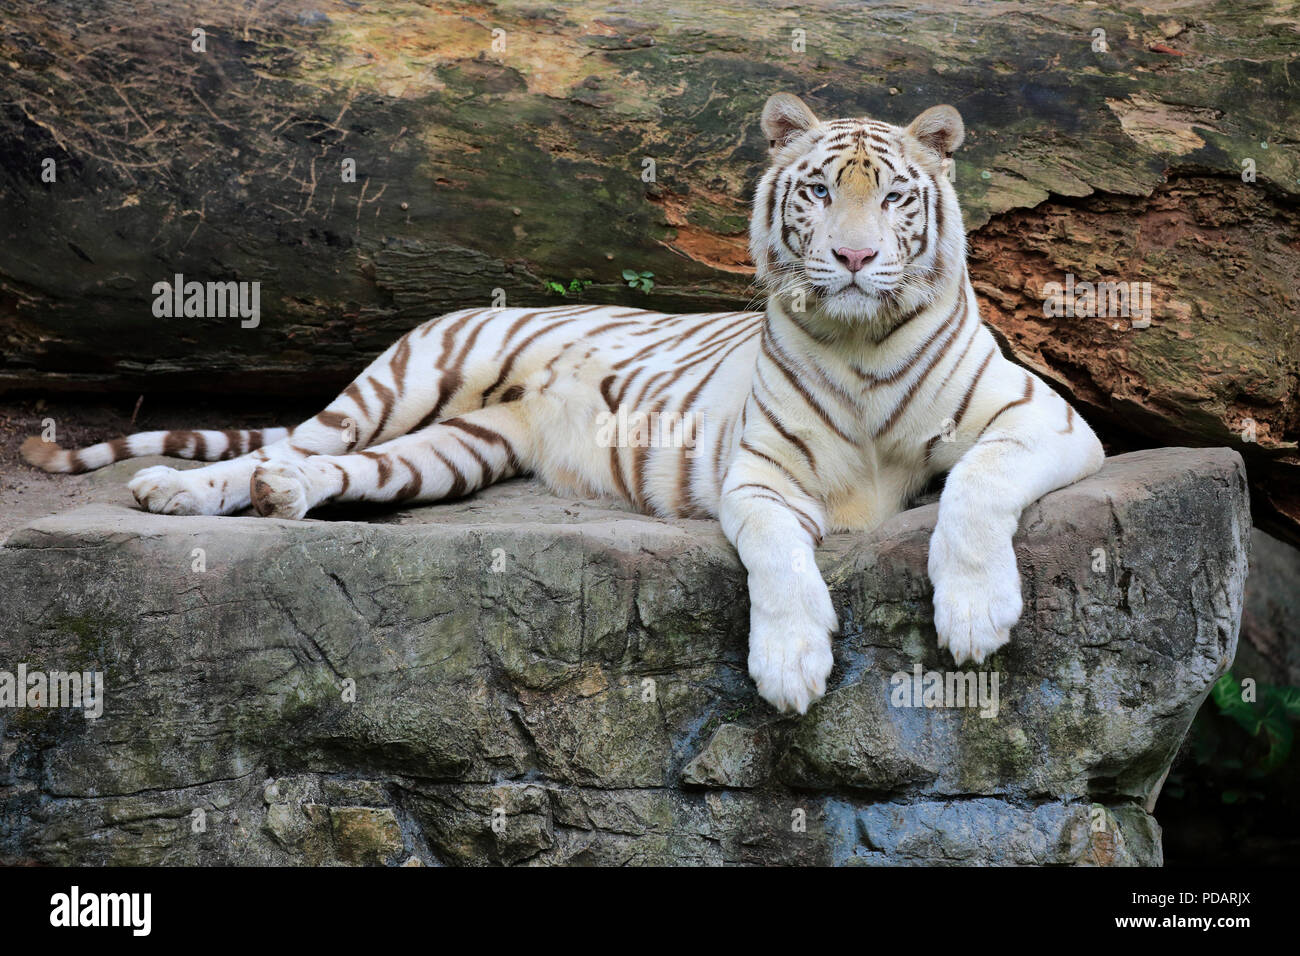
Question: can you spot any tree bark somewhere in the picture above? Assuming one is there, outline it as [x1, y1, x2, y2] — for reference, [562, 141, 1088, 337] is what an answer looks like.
[1, 0, 1296, 538]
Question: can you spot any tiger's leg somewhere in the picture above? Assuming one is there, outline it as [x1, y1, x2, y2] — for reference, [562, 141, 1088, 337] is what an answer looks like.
[248, 403, 528, 519]
[127, 314, 478, 516]
[719, 448, 833, 715]
[929, 372, 1104, 664]
[126, 407, 360, 516]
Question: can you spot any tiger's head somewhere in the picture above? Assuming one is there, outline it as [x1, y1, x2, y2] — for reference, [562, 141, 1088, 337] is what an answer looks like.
[750, 93, 966, 335]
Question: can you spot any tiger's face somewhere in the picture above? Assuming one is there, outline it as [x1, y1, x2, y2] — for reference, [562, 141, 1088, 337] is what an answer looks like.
[750, 93, 966, 332]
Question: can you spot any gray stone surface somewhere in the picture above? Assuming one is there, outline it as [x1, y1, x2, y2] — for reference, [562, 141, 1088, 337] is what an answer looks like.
[0, 448, 1249, 865]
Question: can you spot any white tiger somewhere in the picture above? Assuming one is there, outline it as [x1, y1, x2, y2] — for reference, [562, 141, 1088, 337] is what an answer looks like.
[23, 93, 1104, 714]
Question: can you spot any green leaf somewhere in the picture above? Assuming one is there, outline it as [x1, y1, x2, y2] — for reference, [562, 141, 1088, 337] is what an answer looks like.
[1259, 720, 1294, 774]
[621, 269, 638, 281]
[1210, 673, 1238, 708]
[1275, 686, 1300, 718]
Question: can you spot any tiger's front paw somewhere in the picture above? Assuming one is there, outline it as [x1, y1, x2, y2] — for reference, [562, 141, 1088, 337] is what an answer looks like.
[250, 461, 313, 519]
[929, 525, 1022, 665]
[747, 571, 837, 715]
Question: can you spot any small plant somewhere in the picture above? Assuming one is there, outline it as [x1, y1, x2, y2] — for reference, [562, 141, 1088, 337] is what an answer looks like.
[1165, 671, 1300, 806]
[622, 269, 655, 293]
[544, 278, 592, 296]
[1207, 672, 1300, 777]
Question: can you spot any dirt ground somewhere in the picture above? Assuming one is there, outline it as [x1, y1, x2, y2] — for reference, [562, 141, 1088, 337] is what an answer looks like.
[0, 392, 323, 540]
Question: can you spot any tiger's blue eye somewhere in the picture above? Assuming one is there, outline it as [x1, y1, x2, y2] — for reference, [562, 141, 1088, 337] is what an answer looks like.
[810, 183, 829, 199]
[884, 191, 903, 203]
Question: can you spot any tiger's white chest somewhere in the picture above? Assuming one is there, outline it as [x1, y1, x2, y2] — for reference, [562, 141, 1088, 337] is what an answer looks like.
[824, 483, 889, 531]
[818, 438, 934, 533]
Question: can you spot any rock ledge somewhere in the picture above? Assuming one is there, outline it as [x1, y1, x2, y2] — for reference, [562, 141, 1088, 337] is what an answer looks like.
[0, 448, 1249, 865]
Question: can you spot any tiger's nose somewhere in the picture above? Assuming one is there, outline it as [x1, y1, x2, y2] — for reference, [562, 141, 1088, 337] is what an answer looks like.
[833, 247, 878, 273]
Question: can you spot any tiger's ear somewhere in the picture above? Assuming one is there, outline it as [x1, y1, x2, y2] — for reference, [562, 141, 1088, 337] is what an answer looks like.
[761, 93, 819, 152]
[906, 105, 964, 159]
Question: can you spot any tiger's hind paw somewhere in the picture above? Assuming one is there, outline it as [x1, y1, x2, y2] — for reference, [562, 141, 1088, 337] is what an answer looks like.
[129, 465, 220, 516]
[250, 461, 312, 519]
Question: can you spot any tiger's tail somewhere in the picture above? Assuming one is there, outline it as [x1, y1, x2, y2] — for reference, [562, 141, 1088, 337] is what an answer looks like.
[19, 427, 290, 474]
